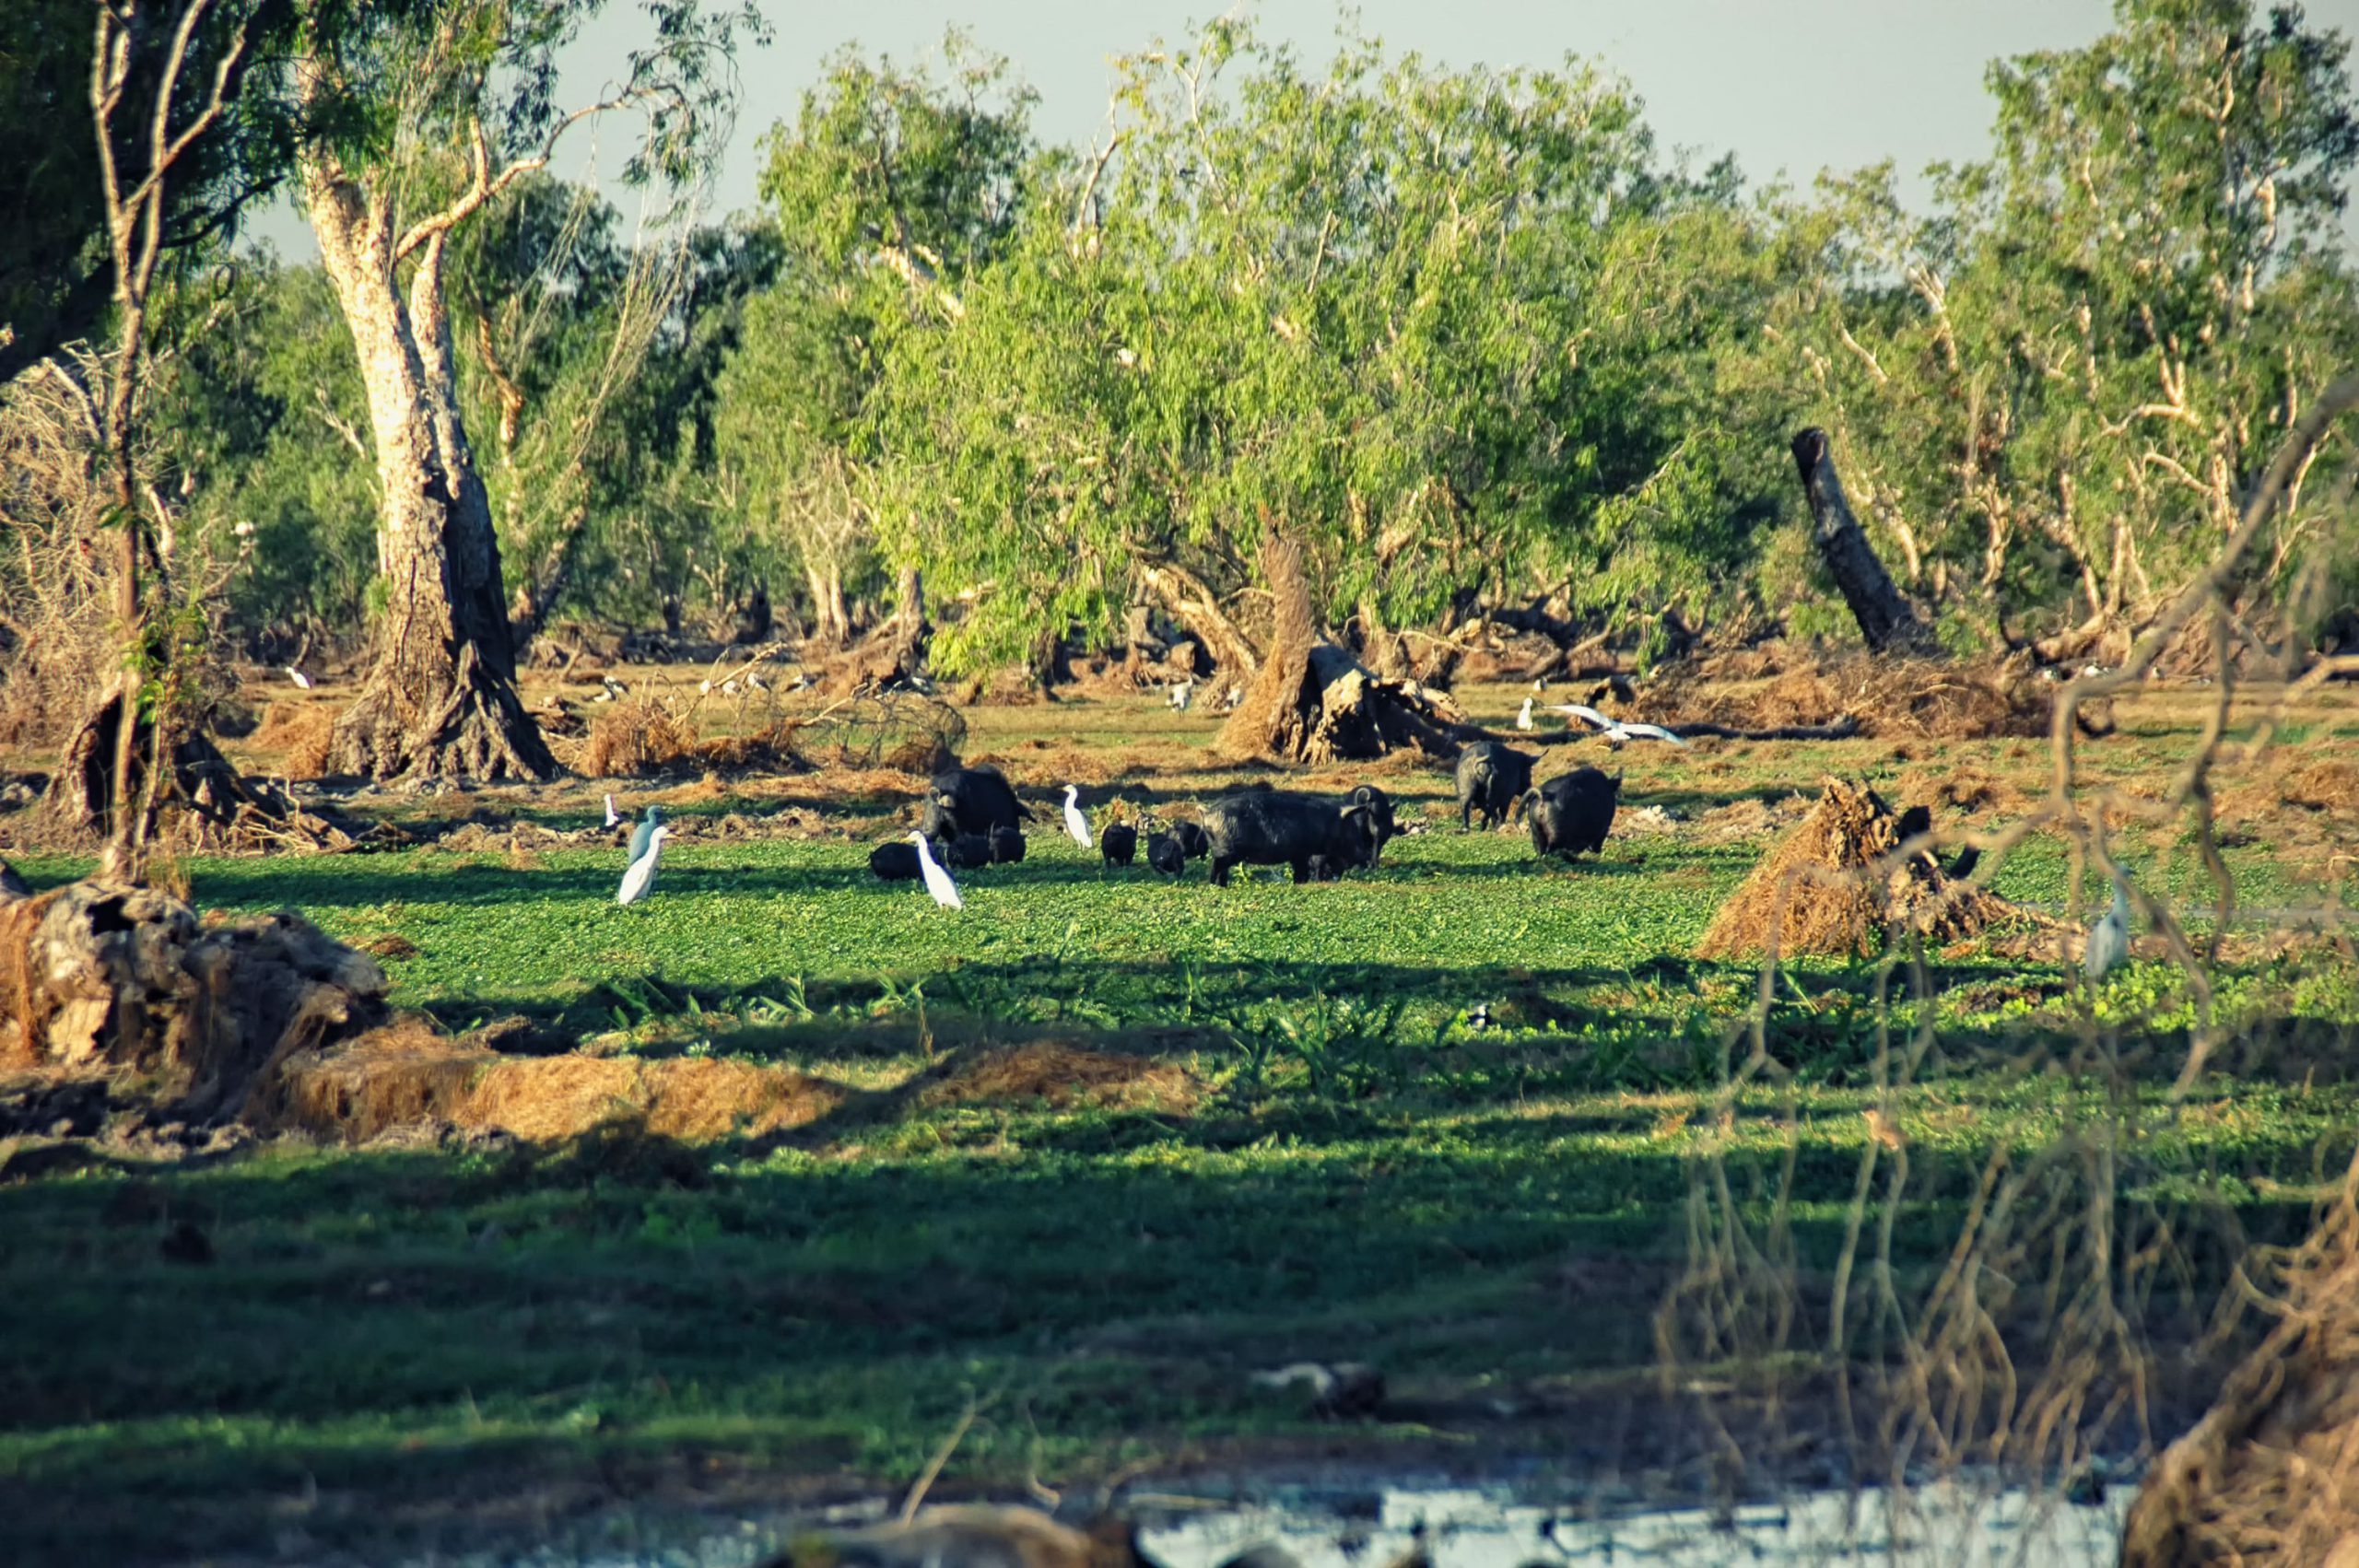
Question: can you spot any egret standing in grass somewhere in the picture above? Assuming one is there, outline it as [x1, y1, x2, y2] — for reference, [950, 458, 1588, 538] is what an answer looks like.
[616, 824, 673, 907]
[910, 831, 963, 909]
[1551, 703, 1689, 748]
[1062, 784, 1092, 848]
[1515, 696, 1534, 731]
[628, 803, 667, 866]
[2085, 866, 2133, 982]
[603, 793, 620, 829]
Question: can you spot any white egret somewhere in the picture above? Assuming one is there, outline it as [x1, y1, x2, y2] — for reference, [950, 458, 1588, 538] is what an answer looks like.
[1169, 680, 1193, 711]
[616, 825, 673, 907]
[910, 830, 963, 909]
[1551, 703, 1689, 748]
[603, 793, 619, 829]
[285, 665, 311, 689]
[1062, 784, 1092, 848]
[2084, 870, 2132, 982]
[628, 803, 667, 866]
[1515, 696, 1534, 731]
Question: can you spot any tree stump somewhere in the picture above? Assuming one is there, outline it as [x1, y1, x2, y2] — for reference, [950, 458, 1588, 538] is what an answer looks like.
[1215, 533, 1483, 763]
[0, 882, 390, 1121]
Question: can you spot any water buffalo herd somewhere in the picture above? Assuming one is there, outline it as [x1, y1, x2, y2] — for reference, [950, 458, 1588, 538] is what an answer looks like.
[871, 743, 1620, 889]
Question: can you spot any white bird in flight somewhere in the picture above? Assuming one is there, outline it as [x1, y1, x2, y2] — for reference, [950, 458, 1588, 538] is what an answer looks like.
[1552, 703, 1688, 747]
[1062, 784, 1092, 848]
[1515, 696, 1534, 731]
[603, 793, 619, 829]
[910, 831, 963, 909]
[616, 824, 673, 907]
[2084, 869, 2132, 982]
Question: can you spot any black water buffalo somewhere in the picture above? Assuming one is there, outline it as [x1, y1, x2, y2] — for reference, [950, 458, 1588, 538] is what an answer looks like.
[945, 833, 995, 870]
[1527, 766, 1620, 860]
[868, 842, 921, 881]
[989, 825, 1027, 864]
[1202, 786, 1394, 887]
[920, 766, 1025, 843]
[1146, 833, 1186, 876]
[1455, 742, 1537, 830]
[1100, 823, 1138, 867]
[1168, 819, 1211, 860]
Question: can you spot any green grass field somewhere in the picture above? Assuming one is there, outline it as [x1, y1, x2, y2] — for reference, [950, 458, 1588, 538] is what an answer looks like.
[3, 687, 2356, 1564]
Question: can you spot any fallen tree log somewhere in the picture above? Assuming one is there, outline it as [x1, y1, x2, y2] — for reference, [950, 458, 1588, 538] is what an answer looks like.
[1791, 428, 1933, 654]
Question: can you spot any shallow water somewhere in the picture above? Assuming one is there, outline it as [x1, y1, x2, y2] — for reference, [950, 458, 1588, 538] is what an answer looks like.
[505, 1478, 2129, 1568]
[1133, 1480, 2130, 1568]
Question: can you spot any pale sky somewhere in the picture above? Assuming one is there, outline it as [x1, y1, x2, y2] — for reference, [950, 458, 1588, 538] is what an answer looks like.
[249, 0, 2359, 252]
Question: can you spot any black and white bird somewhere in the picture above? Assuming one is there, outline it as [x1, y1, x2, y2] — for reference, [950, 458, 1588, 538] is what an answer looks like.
[1062, 784, 1092, 848]
[1552, 703, 1688, 748]
[910, 831, 963, 909]
[616, 824, 673, 907]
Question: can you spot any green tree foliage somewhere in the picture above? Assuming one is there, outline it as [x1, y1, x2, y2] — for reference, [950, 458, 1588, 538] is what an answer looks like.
[851, 23, 1790, 676]
[716, 39, 1035, 650]
[1775, 0, 2359, 651]
[0, 0, 298, 386]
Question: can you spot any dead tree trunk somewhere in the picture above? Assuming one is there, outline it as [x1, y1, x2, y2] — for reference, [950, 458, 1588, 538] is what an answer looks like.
[1790, 428, 1931, 654]
[1216, 533, 1480, 763]
[1138, 560, 1262, 684]
[298, 111, 554, 783]
[885, 566, 930, 681]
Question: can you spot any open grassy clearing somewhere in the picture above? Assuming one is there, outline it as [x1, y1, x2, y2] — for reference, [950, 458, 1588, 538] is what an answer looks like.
[3, 680, 2356, 1565]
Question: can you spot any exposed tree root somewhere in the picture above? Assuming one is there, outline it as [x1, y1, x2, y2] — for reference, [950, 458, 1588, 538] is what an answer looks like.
[328, 640, 557, 784]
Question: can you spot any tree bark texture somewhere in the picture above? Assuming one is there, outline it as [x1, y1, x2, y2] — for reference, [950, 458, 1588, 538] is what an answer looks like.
[299, 146, 555, 783]
[0, 881, 389, 1122]
[1138, 560, 1262, 683]
[1790, 428, 1931, 654]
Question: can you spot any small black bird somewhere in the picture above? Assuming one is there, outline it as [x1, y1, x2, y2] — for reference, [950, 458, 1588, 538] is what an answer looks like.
[1100, 823, 1138, 868]
[1146, 833, 1185, 876]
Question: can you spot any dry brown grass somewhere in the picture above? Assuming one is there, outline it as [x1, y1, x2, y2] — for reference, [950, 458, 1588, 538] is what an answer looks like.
[920, 1044, 1202, 1113]
[1696, 778, 2030, 959]
[581, 697, 693, 778]
[265, 1023, 846, 1143]
[248, 702, 338, 778]
[1894, 759, 2032, 818]
[2283, 759, 2359, 815]
[1635, 655, 2050, 741]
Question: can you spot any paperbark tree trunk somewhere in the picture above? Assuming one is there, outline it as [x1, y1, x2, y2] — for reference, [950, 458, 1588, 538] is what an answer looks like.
[804, 560, 851, 651]
[299, 146, 555, 782]
[1790, 428, 1931, 655]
